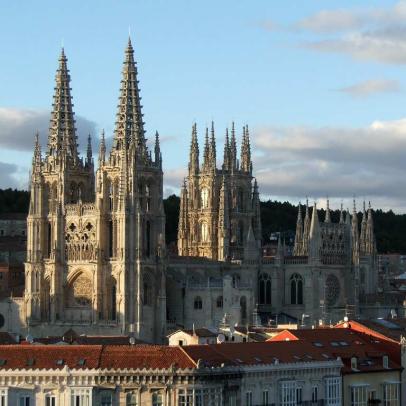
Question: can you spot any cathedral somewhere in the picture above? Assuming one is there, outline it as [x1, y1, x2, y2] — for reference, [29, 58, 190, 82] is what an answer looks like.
[0, 39, 378, 343]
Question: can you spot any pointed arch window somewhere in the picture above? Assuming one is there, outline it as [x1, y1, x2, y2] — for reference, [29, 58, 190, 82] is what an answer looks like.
[145, 220, 151, 258]
[201, 188, 209, 209]
[290, 273, 303, 305]
[216, 296, 223, 308]
[194, 296, 203, 310]
[200, 222, 209, 243]
[259, 273, 272, 305]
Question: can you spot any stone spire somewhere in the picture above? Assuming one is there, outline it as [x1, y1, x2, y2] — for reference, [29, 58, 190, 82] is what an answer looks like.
[339, 202, 344, 224]
[99, 130, 106, 166]
[177, 179, 189, 255]
[360, 201, 367, 254]
[47, 48, 79, 166]
[351, 199, 360, 264]
[293, 203, 303, 256]
[252, 178, 262, 241]
[32, 132, 42, 172]
[325, 198, 331, 223]
[218, 175, 230, 261]
[230, 122, 237, 171]
[209, 121, 216, 170]
[365, 202, 375, 255]
[86, 134, 93, 168]
[345, 207, 351, 226]
[302, 199, 310, 255]
[112, 37, 146, 159]
[241, 125, 252, 173]
[309, 203, 321, 261]
[188, 123, 199, 175]
[154, 131, 162, 168]
[203, 127, 210, 170]
[223, 128, 230, 171]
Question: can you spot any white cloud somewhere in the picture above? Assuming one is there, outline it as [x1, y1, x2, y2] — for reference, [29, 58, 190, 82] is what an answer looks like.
[297, 9, 363, 33]
[295, 1, 406, 65]
[0, 108, 97, 152]
[251, 117, 406, 211]
[336, 79, 401, 98]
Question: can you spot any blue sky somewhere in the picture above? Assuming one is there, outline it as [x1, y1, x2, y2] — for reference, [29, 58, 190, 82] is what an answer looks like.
[2, 1, 406, 211]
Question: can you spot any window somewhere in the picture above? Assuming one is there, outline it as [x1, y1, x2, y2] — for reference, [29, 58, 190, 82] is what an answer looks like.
[383, 355, 389, 368]
[290, 273, 303, 304]
[383, 383, 399, 406]
[325, 377, 341, 406]
[0, 390, 6, 406]
[245, 391, 253, 406]
[189, 388, 221, 406]
[178, 389, 193, 406]
[194, 296, 203, 310]
[46, 395, 56, 406]
[312, 386, 318, 403]
[351, 385, 368, 406]
[19, 397, 30, 406]
[126, 392, 138, 406]
[280, 381, 296, 406]
[200, 222, 209, 242]
[296, 387, 302, 404]
[228, 393, 236, 406]
[259, 273, 272, 305]
[100, 390, 112, 406]
[351, 357, 358, 370]
[71, 389, 91, 406]
[201, 188, 209, 208]
[216, 296, 223, 308]
[262, 390, 269, 405]
[152, 392, 163, 406]
[178, 340, 184, 346]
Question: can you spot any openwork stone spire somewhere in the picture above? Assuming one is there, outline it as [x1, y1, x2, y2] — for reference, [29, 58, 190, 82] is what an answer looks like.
[240, 125, 252, 173]
[293, 202, 303, 256]
[47, 48, 79, 165]
[230, 122, 237, 171]
[112, 37, 145, 156]
[99, 129, 106, 166]
[33, 132, 42, 170]
[188, 123, 199, 174]
[325, 198, 331, 223]
[223, 128, 230, 170]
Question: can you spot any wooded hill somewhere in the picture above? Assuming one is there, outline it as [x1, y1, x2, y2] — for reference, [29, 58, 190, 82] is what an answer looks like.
[1, 189, 404, 254]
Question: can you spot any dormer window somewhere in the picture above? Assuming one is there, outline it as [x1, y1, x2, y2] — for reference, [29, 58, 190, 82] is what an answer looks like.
[351, 356, 357, 370]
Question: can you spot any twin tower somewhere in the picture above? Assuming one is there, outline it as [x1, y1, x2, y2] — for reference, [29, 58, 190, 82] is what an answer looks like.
[26, 39, 166, 342]
[24, 38, 261, 342]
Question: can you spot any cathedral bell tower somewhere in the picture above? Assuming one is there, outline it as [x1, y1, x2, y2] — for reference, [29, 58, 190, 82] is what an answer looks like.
[25, 39, 166, 343]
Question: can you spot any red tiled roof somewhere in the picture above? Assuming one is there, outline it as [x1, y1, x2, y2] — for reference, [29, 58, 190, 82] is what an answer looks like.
[100, 345, 195, 369]
[0, 345, 103, 369]
[0, 344, 195, 370]
[180, 340, 341, 367]
[268, 328, 401, 374]
[335, 319, 406, 343]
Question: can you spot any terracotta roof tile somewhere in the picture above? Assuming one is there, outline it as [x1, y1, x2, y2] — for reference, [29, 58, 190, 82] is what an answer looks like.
[0, 345, 103, 369]
[268, 328, 401, 374]
[181, 340, 340, 367]
[99, 345, 195, 369]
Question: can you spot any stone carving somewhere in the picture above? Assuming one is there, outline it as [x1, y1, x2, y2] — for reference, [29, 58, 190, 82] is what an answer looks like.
[65, 221, 97, 261]
[325, 274, 340, 306]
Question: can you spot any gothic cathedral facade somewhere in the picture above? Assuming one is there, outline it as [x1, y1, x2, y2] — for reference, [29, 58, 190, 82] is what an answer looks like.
[15, 39, 378, 343]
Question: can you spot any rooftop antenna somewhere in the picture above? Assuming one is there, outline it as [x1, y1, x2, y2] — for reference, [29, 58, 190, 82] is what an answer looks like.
[128, 25, 131, 38]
